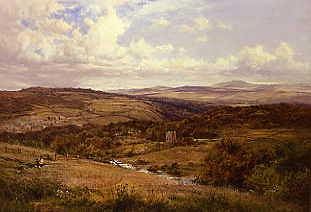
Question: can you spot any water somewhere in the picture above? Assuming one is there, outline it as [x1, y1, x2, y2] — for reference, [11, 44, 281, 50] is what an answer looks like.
[109, 159, 195, 185]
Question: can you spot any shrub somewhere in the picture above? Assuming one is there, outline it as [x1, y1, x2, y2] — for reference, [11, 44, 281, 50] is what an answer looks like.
[111, 184, 144, 211]
[247, 165, 311, 207]
[161, 163, 181, 177]
[0, 176, 60, 202]
[197, 137, 261, 187]
[147, 165, 160, 173]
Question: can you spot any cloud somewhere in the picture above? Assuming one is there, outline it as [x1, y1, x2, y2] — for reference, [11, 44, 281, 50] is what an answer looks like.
[179, 18, 232, 34]
[238, 45, 276, 69]
[129, 38, 156, 59]
[0, 0, 309, 90]
[179, 17, 211, 33]
[179, 24, 195, 33]
[213, 55, 238, 70]
[128, 38, 175, 68]
[274, 42, 294, 61]
[0, 0, 131, 64]
[82, 6, 129, 61]
[194, 17, 210, 31]
[216, 21, 232, 31]
[237, 42, 309, 72]
[136, 42, 310, 82]
[40, 19, 72, 34]
[0, 0, 67, 63]
[196, 35, 209, 43]
[151, 17, 170, 28]
[156, 44, 174, 53]
[131, 0, 194, 17]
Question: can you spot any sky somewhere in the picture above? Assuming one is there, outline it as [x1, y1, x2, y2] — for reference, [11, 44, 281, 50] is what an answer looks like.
[0, 0, 310, 90]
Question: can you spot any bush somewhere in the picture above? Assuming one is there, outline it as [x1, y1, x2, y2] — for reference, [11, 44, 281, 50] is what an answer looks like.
[0, 176, 60, 202]
[161, 163, 181, 177]
[111, 184, 145, 211]
[198, 135, 311, 208]
[197, 137, 263, 187]
[247, 165, 311, 207]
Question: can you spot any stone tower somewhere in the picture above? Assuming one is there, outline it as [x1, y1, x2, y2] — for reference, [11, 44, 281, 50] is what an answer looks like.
[166, 130, 177, 143]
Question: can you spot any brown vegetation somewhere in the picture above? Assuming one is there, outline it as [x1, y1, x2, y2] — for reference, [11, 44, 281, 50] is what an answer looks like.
[0, 88, 310, 211]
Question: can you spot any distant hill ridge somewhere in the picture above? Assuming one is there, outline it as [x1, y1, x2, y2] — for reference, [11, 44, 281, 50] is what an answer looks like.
[110, 80, 311, 105]
[0, 87, 211, 133]
[213, 80, 259, 88]
[20, 87, 110, 95]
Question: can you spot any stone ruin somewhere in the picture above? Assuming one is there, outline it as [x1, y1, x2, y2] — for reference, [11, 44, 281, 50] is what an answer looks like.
[166, 130, 177, 143]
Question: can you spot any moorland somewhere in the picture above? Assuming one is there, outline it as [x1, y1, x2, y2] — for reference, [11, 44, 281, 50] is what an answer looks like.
[0, 81, 310, 211]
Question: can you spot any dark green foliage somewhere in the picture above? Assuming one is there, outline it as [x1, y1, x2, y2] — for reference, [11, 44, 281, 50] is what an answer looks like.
[0, 175, 99, 211]
[111, 184, 146, 211]
[161, 163, 181, 176]
[246, 165, 311, 204]
[109, 184, 291, 212]
[197, 137, 276, 187]
[0, 176, 60, 202]
[0, 125, 115, 159]
[0, 177, 299, 212]
[145, 104, 311, 142]
[1, 104, 310, 158]
[198, 136, 311, 208]
[276, 141, 311, 172]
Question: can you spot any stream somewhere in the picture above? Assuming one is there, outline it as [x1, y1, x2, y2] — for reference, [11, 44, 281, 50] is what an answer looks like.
[109, 159, 195, 185]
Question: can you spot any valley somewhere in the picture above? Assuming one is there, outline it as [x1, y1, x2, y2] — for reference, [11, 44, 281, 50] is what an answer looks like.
[0, 85, 310, 211]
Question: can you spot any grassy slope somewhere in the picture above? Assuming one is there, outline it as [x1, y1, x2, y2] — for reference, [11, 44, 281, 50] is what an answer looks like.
[120, 128, 311, 177]
[0, 142, 301, 211]
[0, 87, 211, 133]
[0, 89, 158, 133]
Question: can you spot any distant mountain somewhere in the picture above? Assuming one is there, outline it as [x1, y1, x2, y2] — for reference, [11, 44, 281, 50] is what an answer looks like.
[112, 81, 311, 105]
[213, 80, 260, 89]
[110, 86, 171, 95]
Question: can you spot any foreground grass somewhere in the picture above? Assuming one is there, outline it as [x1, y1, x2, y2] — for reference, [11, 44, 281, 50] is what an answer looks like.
[0, 176, 300, 212]
[0, 142, 302, 211]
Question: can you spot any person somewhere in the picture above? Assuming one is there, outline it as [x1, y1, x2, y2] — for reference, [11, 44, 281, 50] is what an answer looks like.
[39, 158, 44, 166]
[35, 157, 44, 167]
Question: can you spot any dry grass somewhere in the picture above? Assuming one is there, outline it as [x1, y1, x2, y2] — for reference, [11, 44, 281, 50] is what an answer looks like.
[0, 142, 302, 211]
[126, 145, 210, 164]
[123, 144, 213, 176]
[89, 97, 162, 121]
[220, 128, 311, 143]
[0, 91, 164, 133]
[0, 143, 175, 190]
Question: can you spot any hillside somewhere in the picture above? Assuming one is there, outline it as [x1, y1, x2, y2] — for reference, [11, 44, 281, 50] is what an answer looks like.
[0, 142, 300, 211]
[0, 87, 207, 133]
[141, 103, 311, 143]
[112, 81, 311, 105]
[0, 103, 310, 211]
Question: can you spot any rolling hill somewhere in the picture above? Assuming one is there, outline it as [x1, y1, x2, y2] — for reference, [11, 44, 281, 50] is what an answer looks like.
[0, 87, 310, 211]
[111, 81, 311, 105]
[0, 87, 207, 133]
